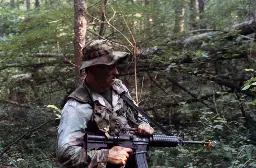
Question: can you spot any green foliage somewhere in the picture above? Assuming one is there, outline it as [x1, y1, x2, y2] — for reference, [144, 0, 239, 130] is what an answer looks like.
[0, 0, 256, 167]
[0, 4, 74, 57]
[0, 104, 59, 168]
[149, 104, 256, 168]
[242, 77, 256, 91]
[242, 76, 256, 106]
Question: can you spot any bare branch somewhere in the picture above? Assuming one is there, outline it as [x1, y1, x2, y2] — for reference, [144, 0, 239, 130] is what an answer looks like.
[0, 119, 55, 157]
[98, 0, 108, 38]
[35, 53, 64, 57]
[0, 100, 30, 108]
[166, 77, 216, 112]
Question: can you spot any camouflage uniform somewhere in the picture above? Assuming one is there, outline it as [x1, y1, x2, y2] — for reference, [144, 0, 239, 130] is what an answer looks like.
[57, 40, 147, 168]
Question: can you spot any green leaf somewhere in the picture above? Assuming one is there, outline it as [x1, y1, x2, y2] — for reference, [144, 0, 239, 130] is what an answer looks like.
[248, 100, 256, 106]
[47, 104, 61, 114]
[242, 85, 250, 90]
[244, 69, 254, 72]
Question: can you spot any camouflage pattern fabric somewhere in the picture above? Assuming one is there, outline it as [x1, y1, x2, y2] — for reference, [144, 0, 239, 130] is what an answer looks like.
[57, 79, 147, 168]
[80, 40, 129, 70]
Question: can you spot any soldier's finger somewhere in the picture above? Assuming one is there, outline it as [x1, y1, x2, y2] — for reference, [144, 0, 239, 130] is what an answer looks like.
[123, 147, 133, 153]
[119, 150, 129, 157]
[141, 124, 151, 131]
[138, 123, 146, 129]
[121, 152, 129, 158]
[145, 127, 154, 134]
[150, 127, 154, 134]
[121, 158, 126, 165]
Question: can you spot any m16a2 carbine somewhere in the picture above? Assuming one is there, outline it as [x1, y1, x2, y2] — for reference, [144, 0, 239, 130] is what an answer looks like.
[86, 132, 216, 168]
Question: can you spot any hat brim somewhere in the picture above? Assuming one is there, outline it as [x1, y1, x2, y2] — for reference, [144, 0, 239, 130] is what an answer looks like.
[80, 51, 129, 70]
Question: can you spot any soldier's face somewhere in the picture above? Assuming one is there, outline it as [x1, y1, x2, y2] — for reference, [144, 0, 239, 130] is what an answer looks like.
[89, 64, 119, 89]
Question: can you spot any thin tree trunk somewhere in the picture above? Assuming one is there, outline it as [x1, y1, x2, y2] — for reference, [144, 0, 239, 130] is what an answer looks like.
[234, 19, 256, 35]
[189, 0, 197, 30]
[0, 16, 3, 37]
[144, 0, 151, 31]
[17, 0, 20, 10]
[173, 0, 185, 33]
[26, 0, 30, 10]
[10, 0, 15, 8]
[198, 0, 205, 28]
[98, 0, 108, 38]
[126, 0, 133, 3]
[74, 0, 87, 84]
[144, 0, 150, 5]
[35, 0, 40, 8]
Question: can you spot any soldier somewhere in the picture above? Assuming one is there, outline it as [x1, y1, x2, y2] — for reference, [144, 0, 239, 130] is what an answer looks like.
[57, 40, 154, 168]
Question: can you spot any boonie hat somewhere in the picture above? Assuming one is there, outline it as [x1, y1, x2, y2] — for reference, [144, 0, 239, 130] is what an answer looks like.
[80, 40, 129, 70]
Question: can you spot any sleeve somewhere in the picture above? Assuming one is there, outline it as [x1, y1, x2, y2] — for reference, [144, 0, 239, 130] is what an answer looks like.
[57, 100, 109, 168]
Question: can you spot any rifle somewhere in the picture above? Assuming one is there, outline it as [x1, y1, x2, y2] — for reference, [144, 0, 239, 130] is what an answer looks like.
[86, 133, 216, 168]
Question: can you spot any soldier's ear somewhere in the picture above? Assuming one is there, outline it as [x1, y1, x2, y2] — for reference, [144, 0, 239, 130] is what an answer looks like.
[86, 67, 92, 72]
[87, 67, 97, 77]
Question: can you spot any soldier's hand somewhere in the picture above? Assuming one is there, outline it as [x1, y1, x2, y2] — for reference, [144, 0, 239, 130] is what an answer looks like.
[137, 123, 154, 135]
[108, 146, 132, 165]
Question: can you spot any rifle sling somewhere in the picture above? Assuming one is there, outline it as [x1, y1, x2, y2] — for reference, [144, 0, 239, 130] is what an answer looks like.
[119, 92, 170, 135]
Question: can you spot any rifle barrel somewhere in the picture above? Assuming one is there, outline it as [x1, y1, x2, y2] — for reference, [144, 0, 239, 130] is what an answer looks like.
[183, 140, 216, 148]
[87, 134, 216, 148]
[183, 141, 206, 145]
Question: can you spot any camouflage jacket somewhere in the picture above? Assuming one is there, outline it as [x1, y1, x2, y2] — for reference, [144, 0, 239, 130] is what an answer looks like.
[57, 79, 147, 168]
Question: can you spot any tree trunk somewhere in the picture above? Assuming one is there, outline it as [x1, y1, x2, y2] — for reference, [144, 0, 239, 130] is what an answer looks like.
[35, 0, 40, 8]
[173, 0, 185, 33]
[144, 0, 150, 5]
[8, 74, 32, 111]
[144, 0, 151, 31]
[10, 0, 15, 8]
[17, 0, 20, 10]
[126, 0, 133, 3]
[98, 0, 108, 38]
[0, 16, 3, 37]
[189, 0, 198, 30]
[234, 19, 256, 35]
[198, 0, 205, 28]
[50, 0, 54, 5]
[74, 0, 87, 84]
[26, 0, 30, 10]
[168, 19, 256, 45]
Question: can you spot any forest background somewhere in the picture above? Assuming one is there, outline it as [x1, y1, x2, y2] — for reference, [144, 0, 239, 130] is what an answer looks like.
[0, 0, 256, 167]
